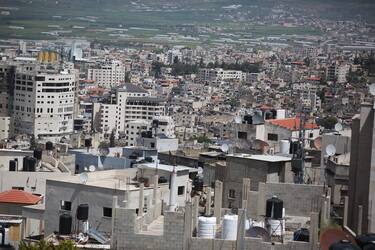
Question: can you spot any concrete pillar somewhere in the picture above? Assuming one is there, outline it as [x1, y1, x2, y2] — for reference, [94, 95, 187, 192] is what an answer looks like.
[192, 196, 199, 233]
[257, 182, 266, 218]
[153, 174, 159, 205]
[205, 187, 212, 216]
[242, 178, 251, 209]
[326, 187, 331, 220]
[183, 201, 192, 250]
[236, 209, 246, 250]
[343, 196, 349, 227]
[111, 195, 118, 248]
[309, 212, 319, 250]
[321, 200, 328, 225]
[169, 168, 178, 212]
[214, 180, 223, 224]
[358, 205, 363, 235]
[139, 183, 144, 217]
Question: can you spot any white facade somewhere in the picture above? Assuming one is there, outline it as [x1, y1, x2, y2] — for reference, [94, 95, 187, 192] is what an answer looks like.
[87, 60, 125, 88]
[153, 116, 175, 138]
[125, 119, 151, 146]
[0, 116, 11, 140]
[198, 68, 245, 84]
[13, 65, 76, 140]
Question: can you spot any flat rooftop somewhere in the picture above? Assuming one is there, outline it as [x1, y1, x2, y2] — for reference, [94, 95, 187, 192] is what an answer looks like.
[47, 169, 145, 191]
[228, 153, 292, 162]
[138, 163, 198, 173]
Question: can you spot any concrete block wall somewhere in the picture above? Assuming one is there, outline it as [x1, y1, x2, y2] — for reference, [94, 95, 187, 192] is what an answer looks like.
[112, 199, 313, 250]
[262, 182, 324, 217]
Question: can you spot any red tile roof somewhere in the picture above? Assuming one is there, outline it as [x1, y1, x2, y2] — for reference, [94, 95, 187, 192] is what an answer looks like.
[267, 118, 319, 131]
[0, 189, 41, 205]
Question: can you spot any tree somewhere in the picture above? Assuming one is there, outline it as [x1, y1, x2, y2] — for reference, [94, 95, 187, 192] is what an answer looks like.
[318, 116, 338, 129]
[109, 130, 116, 147]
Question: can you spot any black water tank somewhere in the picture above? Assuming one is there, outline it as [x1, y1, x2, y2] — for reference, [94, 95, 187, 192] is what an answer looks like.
[33, 149, 43, 160]
[266, 196, 283, 219]
[329, 240, 360, 250]
[193, 177, 204, 192]
[77, 204, 89, 221]
[356, 234, 375, 248]
[243, 115, 253, 124]
[144, 156, 153, 162]
[158, 176, 168, 184]
[9, 160, 16, 171]
[84, 138, 92, 148]
[59, 214, 72, 235]
[293, 228, 309, 242]
[23, 156, 36, 172]
[265, 111, 273, 120]
[289, 141, 300, 154]
[46, 141, 53, 151]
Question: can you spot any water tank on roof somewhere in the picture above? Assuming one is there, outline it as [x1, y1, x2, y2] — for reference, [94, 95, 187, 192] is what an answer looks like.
[266, 196, 283, 219]
[33, 149, 43, 160]
[193, 177, 204, 192]
[276, 109, 286, 119]
[77, 204, 89, 221]
[198, 217, 216, 239]
[158, 176, 168, 184]
[293, 228, 309, 242]
[85, 138, 92, 148]
[59, 214, 72, 235]
[46, 141, 54, 151]
[243, 115, 253, 124]
[279, 140, 290, 154]
[23, 156, 36, 172]
[329, 240, 360, 250]
[289, 141, 300, 154]
[222, 214, 238, 240]
[9, 160, 16, 172]
[267, 219, 283, 237]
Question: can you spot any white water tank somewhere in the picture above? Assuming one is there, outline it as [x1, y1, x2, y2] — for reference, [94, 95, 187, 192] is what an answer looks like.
[276, 109, 286, 119]
[267, 219, 283, 236]
[198, 217, 216, 239]
[279, 140, 290, 154]
[222, 215, 238, 240]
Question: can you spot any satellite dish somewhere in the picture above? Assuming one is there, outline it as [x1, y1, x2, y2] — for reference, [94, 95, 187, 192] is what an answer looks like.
[234, 116, 242, 124]
[221, 144, 229, 153]
[79, 172, 88, 184]
[326, 144, 336, 156]
[334, 123, 343, 132]
[99, 147, 110, 156]
[369, 83, 375, 96]
[88, 165, 96, 172]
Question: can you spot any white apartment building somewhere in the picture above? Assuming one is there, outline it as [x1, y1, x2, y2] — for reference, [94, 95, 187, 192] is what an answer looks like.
[153, 116, 175, 138]
[198, 68, 245, 84]
[96, 84, 165, 139]
[87, 60, 125, 88]
[125, 119, 151, 146]
[13, 65, 76, 140]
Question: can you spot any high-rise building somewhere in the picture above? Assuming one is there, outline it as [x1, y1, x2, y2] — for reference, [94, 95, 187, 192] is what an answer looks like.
[348, 103, 375, 234]
[13, 64, 76, 140]
[87, 60, 125, 88]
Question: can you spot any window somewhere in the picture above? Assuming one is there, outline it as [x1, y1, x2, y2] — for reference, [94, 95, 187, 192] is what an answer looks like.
[60, 200, 72, 211]
[238, 131, 247, 139]
[267, 133, 278, 141]
[103, 207, 112, 217]
[229, 189, 236, 199]
[178, 186, 185, 196]
[12, 186, 24, 190]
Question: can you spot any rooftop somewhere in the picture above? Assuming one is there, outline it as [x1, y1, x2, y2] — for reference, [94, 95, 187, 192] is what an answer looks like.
[0, 189, 42, 205]
[267, 117, 319, 131]
[119, 83, 148, 93]
[228, 153, 292, 162]
[137, 163, 198, 173]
